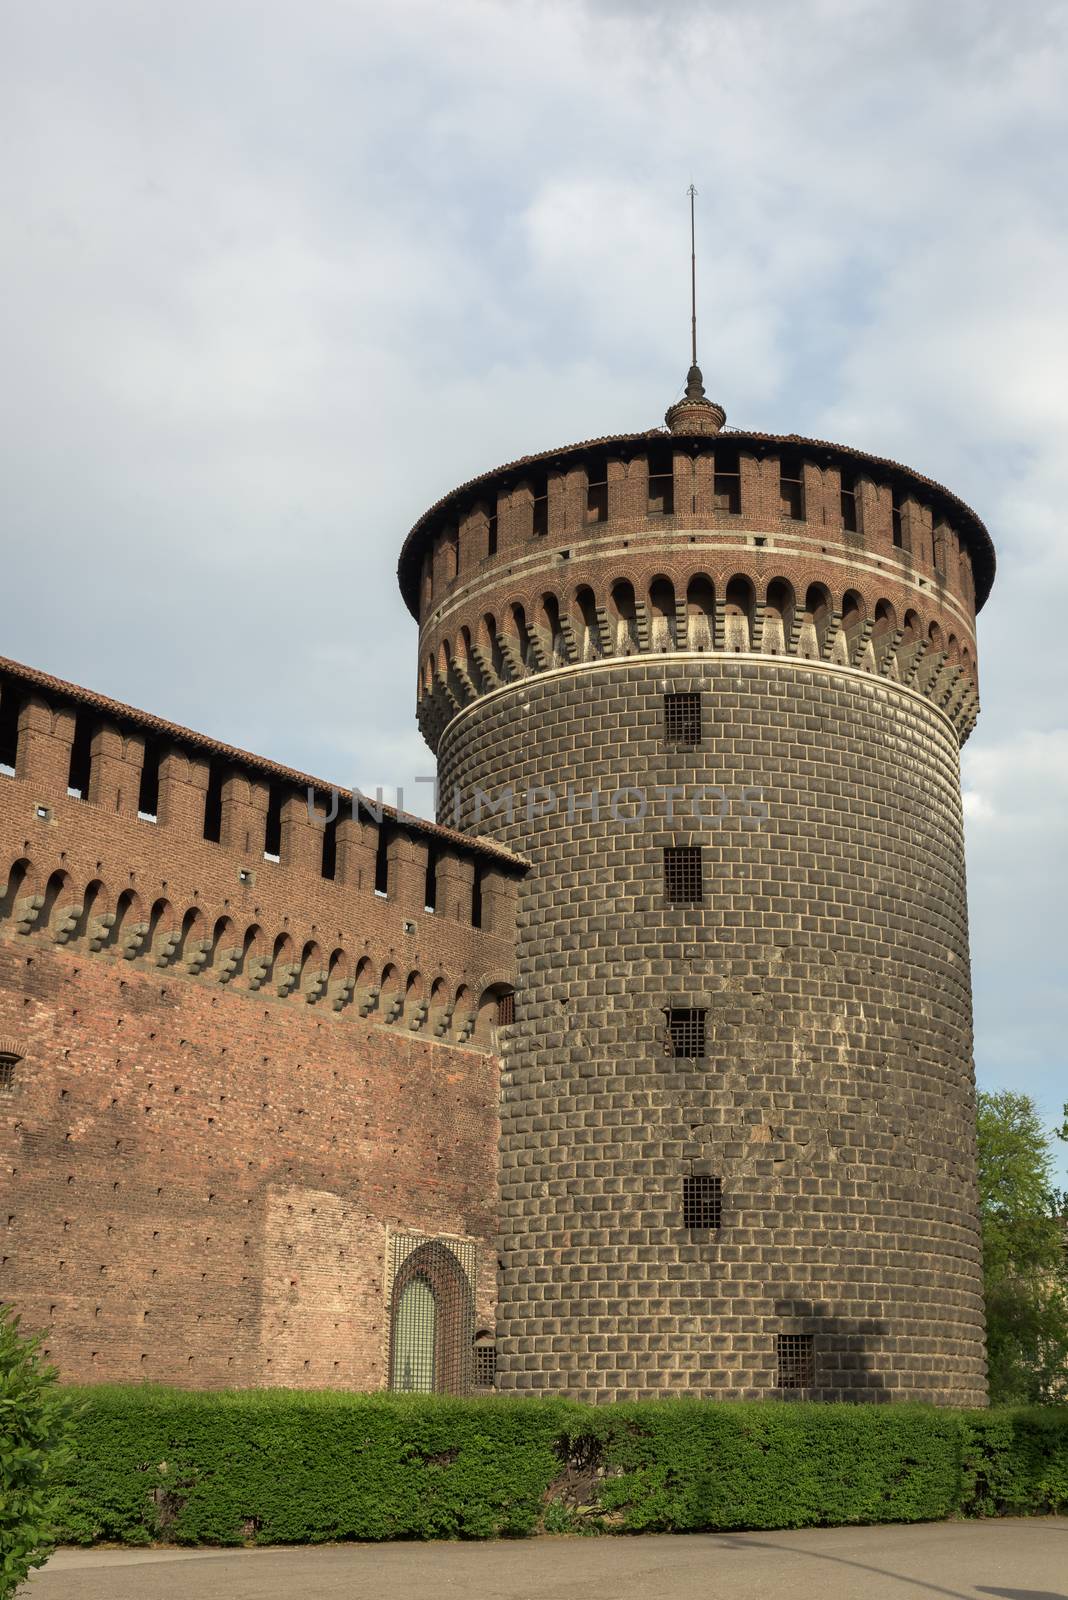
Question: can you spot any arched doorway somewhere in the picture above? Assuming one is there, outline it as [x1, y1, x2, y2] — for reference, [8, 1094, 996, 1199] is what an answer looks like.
[388, 1238, 475, 1395]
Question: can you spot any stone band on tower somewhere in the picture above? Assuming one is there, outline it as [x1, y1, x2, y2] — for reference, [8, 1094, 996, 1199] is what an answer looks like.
[399, 361, 993, 1403]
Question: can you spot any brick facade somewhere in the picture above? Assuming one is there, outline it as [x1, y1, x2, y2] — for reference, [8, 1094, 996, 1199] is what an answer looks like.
[0, 658, 520, 1391]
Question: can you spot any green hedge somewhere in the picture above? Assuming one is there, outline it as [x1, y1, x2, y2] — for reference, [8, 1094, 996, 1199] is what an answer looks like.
[49, 1388, 1068, 1546]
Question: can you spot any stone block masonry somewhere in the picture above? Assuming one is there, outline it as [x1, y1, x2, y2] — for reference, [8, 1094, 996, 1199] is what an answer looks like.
[438, 655, 986, 1404]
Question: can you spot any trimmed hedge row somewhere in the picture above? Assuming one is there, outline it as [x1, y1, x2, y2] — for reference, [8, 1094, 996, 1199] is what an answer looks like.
[50, 1388, 1068, 1545]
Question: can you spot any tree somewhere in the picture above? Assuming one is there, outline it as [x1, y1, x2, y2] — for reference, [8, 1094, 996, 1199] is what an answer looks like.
[0, 1305, 80, 1598]
[976, 1091, 1068, 1405]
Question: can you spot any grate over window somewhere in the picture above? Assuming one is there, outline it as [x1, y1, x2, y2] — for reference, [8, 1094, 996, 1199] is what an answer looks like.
[777, 1333, 815, 1390]
[0, 1054, 17, 1093]
[664, 846, 703, 905]
[668, 1008, 706, 1059]
[683, 1175, 721, 1230]
[474, 1342, 497, 1389]
[664, 692, 701, 747]
[497, 992, 515, 1027]
[391, 1277, 436, 1393]
[388, 1234, 477, 1396]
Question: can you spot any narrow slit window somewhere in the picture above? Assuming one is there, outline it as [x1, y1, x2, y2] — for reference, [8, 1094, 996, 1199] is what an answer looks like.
[487, 509, 498, 557]
[586, 475, 608, 523]
[0, 681, 21, 777]
[891, 488, 904, 548]
[531, 472, 549, 537]
[137, 737, 161, 821]
[647, 446, 674, 515]
[424, 847, 438, 913]
[321, 810, 338, 880]
[840, 470, 858, 532]
[374, 826, 389, 897]
[263, 783, 283, 862]
[668, 1008, 706, 1059]
[779, 455, 804, 520]
[777, 1333, 815, 1390]
[683, 1175, 721, 1230]
[713, 445, 741, 514]
[66, 709, 94, 800]
[664, 692, 701, 747]
[664, 846, 703, 905]
[202, 759, 224, 843]
[471, 864, 483, 928]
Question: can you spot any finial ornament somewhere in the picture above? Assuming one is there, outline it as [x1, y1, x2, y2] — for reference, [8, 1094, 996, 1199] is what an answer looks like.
[665, 183, 725, 436]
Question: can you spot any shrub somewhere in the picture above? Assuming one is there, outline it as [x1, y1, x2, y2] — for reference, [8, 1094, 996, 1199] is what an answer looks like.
[0, 1305, 81, 1598]
[48, 1387, 1068, 1548]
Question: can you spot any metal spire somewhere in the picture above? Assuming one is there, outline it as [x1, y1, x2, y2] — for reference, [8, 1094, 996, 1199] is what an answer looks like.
[664, 184, 725, 435]
[689, 182, 698, 369]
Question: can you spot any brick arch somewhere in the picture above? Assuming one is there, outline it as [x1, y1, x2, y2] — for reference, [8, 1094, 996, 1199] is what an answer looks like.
[41, 868, 76, 941]
[608, 577, 638, 656]
[142, 897, 174, 965]
[763, 578, 795, 656]
[724, 574, 755, 652]
[572, 584, 601, 662]
[107, 886, 147, 958]
[1, 857, 38, 921]
[648, 575, 676, 652]
[388, 1239, 475, 1395]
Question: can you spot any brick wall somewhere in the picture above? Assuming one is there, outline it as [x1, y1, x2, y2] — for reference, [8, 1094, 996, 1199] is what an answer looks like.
[0, 668, 517, 1390]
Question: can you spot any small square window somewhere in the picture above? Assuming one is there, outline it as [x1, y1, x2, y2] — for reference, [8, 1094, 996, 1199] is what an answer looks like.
[668, 1008, 706, 1058]
[664, 692, 701, 747]
[777, 1333, 815, 1389]
[238, 868, 253, 886]
[474, 1343, 496, 1388]
[683, 1175, 721, 1230]
[664, 846, 703, 905]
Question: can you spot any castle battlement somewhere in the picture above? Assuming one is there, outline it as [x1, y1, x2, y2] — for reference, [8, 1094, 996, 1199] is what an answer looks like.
[403, 431, 990, 755]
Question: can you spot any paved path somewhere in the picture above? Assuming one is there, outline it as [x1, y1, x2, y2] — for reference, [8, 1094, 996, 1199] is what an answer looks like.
[27, 1518, 1068, 1600]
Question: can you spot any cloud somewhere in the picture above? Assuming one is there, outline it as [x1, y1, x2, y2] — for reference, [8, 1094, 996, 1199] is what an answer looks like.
[1, 0, 1065, 1171]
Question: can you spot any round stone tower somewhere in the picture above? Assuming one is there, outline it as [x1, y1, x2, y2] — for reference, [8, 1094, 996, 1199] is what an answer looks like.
[398, 360, 993, 1405]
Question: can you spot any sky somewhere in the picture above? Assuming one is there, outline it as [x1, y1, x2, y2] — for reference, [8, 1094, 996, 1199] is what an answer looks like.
[1, 0, 1065, 1177]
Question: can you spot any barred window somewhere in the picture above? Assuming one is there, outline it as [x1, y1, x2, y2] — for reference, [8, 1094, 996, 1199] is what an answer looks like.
[664, 846, 703, 905]
[683, 1175, 721, 1230]
[0, 1054, 17, 1093]
[497, 992, 514, 1027]
[777, 1333, 815, 1389]
[664, 692, 701, 747]
[668, 1008, 706, 1059]
[474, 1342, 496, 1389]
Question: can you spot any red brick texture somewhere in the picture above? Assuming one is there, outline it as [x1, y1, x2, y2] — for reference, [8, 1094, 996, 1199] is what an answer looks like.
[0, 676, 518, 1390]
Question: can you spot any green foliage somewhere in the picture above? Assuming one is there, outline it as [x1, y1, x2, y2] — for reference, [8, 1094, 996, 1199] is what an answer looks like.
[47, 1387, 1068, 1547]
[560, 1401, 964, 1532]
[51, 1388, 579, 1545]
[960, 1408, 1068, 1516]
[0, 1305, 82, 1598]
[976, 1090, 1068, 1403]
